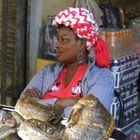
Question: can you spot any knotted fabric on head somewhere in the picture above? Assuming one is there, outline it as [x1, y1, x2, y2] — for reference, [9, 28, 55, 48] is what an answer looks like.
[52, 7, 110, 69]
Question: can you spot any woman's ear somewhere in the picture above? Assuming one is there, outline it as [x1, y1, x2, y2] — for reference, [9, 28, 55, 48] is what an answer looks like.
[77, 38, 86, 50]
[82, 39, 86, 48]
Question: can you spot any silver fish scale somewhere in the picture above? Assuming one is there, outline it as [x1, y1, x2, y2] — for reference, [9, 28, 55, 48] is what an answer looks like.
[64, 124, 104, 140]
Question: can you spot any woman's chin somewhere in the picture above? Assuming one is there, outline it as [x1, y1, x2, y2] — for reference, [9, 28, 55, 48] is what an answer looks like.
[56, 57, 64, 63]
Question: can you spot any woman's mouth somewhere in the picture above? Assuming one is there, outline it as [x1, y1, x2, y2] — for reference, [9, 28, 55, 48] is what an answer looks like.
[55, 52, 62, 57]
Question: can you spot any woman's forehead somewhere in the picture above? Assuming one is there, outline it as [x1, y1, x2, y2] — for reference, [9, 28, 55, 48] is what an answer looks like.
[58, 26, 75, 37]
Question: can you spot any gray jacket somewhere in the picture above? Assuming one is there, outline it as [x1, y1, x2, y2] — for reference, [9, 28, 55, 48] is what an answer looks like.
[22, 58, 114, 117]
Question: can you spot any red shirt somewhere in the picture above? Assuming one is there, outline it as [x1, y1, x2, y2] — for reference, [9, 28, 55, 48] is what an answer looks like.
[43, 64, 88, 100]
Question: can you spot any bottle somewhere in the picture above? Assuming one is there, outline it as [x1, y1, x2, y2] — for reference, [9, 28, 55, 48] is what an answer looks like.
[111, 58, 120, 72]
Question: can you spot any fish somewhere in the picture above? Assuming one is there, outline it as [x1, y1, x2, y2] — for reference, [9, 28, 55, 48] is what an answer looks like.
[63, 95, 115, 140]
[0, 110, 17, 139]
[0, 95, 115, 140]
[10, 111, 24, 125]
[15, 96, 63, 124]
[17, 119, 63, 140]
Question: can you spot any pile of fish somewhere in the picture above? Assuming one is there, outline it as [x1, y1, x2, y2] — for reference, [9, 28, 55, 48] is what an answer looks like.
[0, 110, 17, 139]
[63, 95, 115, 140]
[0, 95, 115, 140]
[15, 96, 63, 123]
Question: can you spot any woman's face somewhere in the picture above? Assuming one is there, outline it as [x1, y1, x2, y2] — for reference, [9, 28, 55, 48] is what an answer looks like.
[55, 26, 85, 64]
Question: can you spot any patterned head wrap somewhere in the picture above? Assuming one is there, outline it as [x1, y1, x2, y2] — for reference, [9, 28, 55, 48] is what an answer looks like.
[52, 7, 110, 69]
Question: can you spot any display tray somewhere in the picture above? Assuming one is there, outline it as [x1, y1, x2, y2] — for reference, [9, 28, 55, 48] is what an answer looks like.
[113, 65, 140, 88]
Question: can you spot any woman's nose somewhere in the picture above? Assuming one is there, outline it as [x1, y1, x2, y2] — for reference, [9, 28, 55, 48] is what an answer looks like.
[55, 41, 61, 48]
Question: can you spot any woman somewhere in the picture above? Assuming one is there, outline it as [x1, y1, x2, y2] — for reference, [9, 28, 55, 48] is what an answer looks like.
[21, 7, 114, 118]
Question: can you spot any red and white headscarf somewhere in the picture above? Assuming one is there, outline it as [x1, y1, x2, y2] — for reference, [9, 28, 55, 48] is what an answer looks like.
[52, 7, 110, 69]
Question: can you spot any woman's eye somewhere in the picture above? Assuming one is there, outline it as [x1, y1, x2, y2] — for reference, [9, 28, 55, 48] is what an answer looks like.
[57, 37, 69, 44]
[62, 38, 69, 43]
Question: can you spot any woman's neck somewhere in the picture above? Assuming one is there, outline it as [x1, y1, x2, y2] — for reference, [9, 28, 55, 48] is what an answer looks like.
[66, 60, 87, 71]
[66, 63, 79, 71]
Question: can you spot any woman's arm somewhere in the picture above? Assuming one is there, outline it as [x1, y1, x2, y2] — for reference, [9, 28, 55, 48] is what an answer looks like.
[85, 69, 114, 111]
[22, 88, 41, 98]
[55, 97, 81, 108]
[20, 70, 45, 98]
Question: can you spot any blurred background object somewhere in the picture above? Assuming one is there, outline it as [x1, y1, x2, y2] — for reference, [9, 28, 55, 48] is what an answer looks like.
[74, 0, 103, 26]
[0, 0, 26, 105]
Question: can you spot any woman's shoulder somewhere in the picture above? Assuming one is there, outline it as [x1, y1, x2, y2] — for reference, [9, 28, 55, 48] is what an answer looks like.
[88, 58, 112, 76]
[41, 62, 63, 74]
[90, 64, 111, 73]
[84, 65, 114, 88]
[89, 65, 114, 80]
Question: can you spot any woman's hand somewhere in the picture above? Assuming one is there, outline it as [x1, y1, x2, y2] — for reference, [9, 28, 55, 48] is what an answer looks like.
[55, 97, 81, 108]
[23, 88, 41, 98]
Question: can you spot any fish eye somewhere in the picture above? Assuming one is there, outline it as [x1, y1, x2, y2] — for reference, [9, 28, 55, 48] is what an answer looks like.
[47, 127, 54, 134]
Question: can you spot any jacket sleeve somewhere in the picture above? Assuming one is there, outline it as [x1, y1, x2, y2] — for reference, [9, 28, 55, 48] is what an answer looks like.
[20, 64, 59, 104]
[86, 69, 114, 111]
[20, 70, 45, 97]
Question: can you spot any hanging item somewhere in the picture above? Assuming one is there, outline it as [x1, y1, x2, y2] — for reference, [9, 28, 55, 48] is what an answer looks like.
[99, 0, 123, 28]
[74, 0, 103, 26]
[42, 15, 57, 60]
